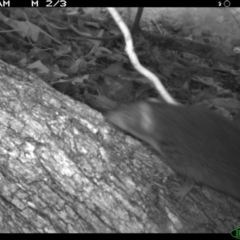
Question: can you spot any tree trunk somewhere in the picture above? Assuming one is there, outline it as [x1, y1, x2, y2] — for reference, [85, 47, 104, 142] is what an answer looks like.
[0, 60, 238, 233]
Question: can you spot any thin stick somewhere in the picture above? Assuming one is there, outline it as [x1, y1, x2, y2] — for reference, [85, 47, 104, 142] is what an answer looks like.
[107, 7, 178, 105]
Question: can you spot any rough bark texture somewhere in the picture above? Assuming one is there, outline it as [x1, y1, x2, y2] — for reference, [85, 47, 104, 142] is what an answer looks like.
[0, 60, 239, 233]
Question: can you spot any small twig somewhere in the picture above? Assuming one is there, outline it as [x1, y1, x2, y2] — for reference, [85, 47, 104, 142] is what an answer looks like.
[107, 7, 177, 105]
